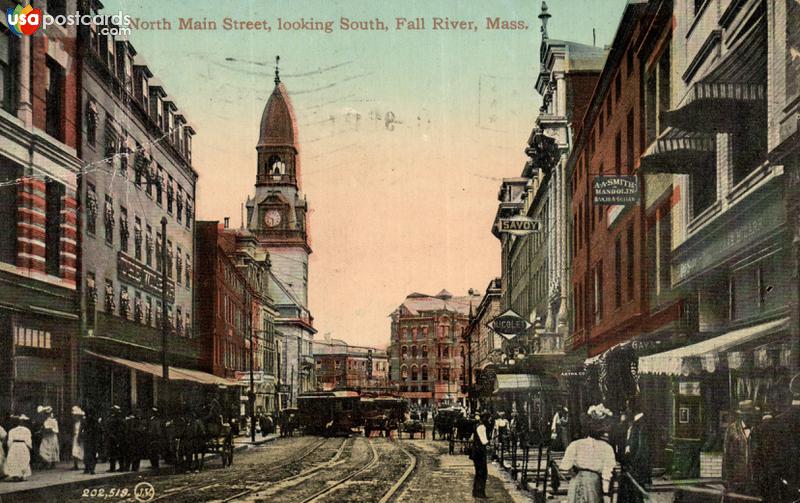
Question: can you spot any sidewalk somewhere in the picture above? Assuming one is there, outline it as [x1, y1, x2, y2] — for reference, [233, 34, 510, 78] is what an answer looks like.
[0, 432, 278, 497]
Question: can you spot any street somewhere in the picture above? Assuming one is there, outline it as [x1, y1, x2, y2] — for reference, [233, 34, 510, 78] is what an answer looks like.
[1, 431, 522, 503]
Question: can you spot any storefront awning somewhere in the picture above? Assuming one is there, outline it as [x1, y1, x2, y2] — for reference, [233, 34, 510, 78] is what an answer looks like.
[493, 373, 559, 394]
[640, 128, 716, 174]
[86, 351, 240, 387]
[637, 317, 789, 376]
[661, 82, 765, 133]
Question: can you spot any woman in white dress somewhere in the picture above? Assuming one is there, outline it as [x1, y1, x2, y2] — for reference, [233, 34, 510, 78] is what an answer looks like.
[560, 404, 617, 503]
[71, 406, 85, 470]
[38, 406, 60, 468]
[0, 423, 7, 477]
[5, 415, 33, 481]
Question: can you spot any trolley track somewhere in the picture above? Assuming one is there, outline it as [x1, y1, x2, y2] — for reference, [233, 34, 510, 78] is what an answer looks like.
[109, 435, 339, 503]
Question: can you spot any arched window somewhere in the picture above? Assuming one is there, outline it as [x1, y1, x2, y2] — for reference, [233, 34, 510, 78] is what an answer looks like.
[443, 345, 449, 358]
[422, 345, 428, 358]
[411, 345, 418, 358]
[401, 365, 408, 379]
[421, 365, 428, 381]
[268, 155, 286, 175]
[401, 345, 407, 357]
[411, 365, 418, 381]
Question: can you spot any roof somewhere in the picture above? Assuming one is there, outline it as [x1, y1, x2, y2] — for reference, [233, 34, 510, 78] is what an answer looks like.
[398, 291, 482, 317]
[258, 83, 297, 149]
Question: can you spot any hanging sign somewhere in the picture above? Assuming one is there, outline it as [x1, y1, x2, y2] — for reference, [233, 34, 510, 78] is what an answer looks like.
[498, 216, 541, 236]
[488, 309, 531, 339]
[593, 176, 640, 205]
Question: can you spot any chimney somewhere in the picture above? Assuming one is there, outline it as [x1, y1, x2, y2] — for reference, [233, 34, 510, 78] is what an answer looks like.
[224, 217, 230, 228]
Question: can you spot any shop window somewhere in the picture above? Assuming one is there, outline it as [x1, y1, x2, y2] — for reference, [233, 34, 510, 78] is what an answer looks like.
[45, 179, 64, 277]
[627, 224, 635, 300]
[691, 168, 717, 218]
[0, 30, 16, 113]
[45, 58, 64, 141]
[730, 110, 768, 186]
[731, 253, 786, 321]
[614, 237, 622, 308]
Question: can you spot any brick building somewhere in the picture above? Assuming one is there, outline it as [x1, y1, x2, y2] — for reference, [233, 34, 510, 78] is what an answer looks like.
[388, 290, 480, 406]
[313, 338, 389, 392]
[195, 221, 279, 415]
[0, 0, 82, 420]
[76, 0, 202, 413]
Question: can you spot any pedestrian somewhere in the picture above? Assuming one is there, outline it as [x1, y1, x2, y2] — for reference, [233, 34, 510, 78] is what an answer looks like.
[550, 405, 571, 451]
[493, 411, 508, 460]
[146, 407, 164, 473]
[82, 408, 100, 475]
[470, 411, 490, 499]
[619, 406, 650, 503]
[126, 410, 147, 472]
[560, 404, 616, 503]
[37, 406, 59, 469]
[5, 415, 33, 481]
[105, 405, 124, 472]
[0, 421, 7, 477]
[723, 400, 759, 494]
[70, 406, 85, 470]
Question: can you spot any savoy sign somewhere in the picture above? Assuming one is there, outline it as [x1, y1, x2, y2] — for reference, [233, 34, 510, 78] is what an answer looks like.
[489, 309, 532, 339]
[593, 176, 640, 205]
[498, 216, 541, 236]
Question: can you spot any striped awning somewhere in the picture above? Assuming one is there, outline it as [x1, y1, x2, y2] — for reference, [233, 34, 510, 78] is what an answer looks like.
[661, 82, 766, 133]
[640, 128, 716, 173]
[638, 317, 789, 376]
[493, 373, 560, 394]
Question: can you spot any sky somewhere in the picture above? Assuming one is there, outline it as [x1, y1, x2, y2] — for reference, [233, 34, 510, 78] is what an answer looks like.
[103, 0, 626, 348]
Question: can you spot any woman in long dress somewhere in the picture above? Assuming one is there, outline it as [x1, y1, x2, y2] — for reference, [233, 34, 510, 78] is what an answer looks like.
[38, 407, 60, 468]
[560, 404, 617, 503]
[71, 406, 85, 470]
[5, 415, 33, 481]
[0, 423, 7, 477]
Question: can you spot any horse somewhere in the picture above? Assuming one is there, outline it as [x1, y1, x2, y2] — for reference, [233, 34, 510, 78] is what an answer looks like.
[165, 415, 206, 472]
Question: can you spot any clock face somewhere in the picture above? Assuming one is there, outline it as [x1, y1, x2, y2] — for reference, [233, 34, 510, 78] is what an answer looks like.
[264, 209, 282, 228]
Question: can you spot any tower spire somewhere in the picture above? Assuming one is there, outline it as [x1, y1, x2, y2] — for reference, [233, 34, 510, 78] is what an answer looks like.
[274, 55, 281, 85]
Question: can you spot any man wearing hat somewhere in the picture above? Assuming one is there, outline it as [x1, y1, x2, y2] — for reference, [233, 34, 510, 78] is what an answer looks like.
[723, 400, 759, 494]
[471, 411, 491, 499]
[71, 406, 85, 470]
[104, 405, 125, 472]
[82, 408, 101, 475]
[4, 415, 33, 481]
[146, 407, 165, 473]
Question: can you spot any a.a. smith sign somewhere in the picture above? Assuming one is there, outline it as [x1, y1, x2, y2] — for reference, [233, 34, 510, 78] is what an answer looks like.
[593, 176, 640, 205]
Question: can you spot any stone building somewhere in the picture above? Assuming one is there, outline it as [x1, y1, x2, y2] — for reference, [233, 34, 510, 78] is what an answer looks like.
[244, 61, 315, 408]
[388, 290, 480, 406]
[313, 338, 389, 392]
[0, 0, 82, 420]
[77, 1, 200, 412]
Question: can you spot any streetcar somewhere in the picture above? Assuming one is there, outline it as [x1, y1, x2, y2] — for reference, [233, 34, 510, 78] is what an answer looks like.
[360, 396, 406, 437]
[297, 391, 361, 436]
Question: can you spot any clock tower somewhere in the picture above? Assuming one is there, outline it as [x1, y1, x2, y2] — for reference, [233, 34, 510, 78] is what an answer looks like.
[246, 57, 311, 307]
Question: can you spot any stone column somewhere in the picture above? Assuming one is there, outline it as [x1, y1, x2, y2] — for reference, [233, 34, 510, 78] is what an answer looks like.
[16, 35, 32, 127]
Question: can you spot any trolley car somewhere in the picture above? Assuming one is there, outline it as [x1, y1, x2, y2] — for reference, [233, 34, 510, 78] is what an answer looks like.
[297, 391, 361, 436]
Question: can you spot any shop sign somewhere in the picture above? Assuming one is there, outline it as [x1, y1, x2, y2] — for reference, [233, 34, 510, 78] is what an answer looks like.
[593, 176, 640, 205]
[117, 252, 175, 302]
[235, 371, 264, 383]
[498, 216, 541, 236]
[678, 381, 700, 396]
[488, 309, 531, 339]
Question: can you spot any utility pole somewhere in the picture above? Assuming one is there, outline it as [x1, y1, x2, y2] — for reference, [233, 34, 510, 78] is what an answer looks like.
[248, 290, 256, 443]
[160, 217, 169, 409]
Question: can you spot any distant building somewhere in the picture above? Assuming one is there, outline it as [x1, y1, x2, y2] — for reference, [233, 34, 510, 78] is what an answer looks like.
[312, 337, 389, 392]
[388, 290, 481, 406]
